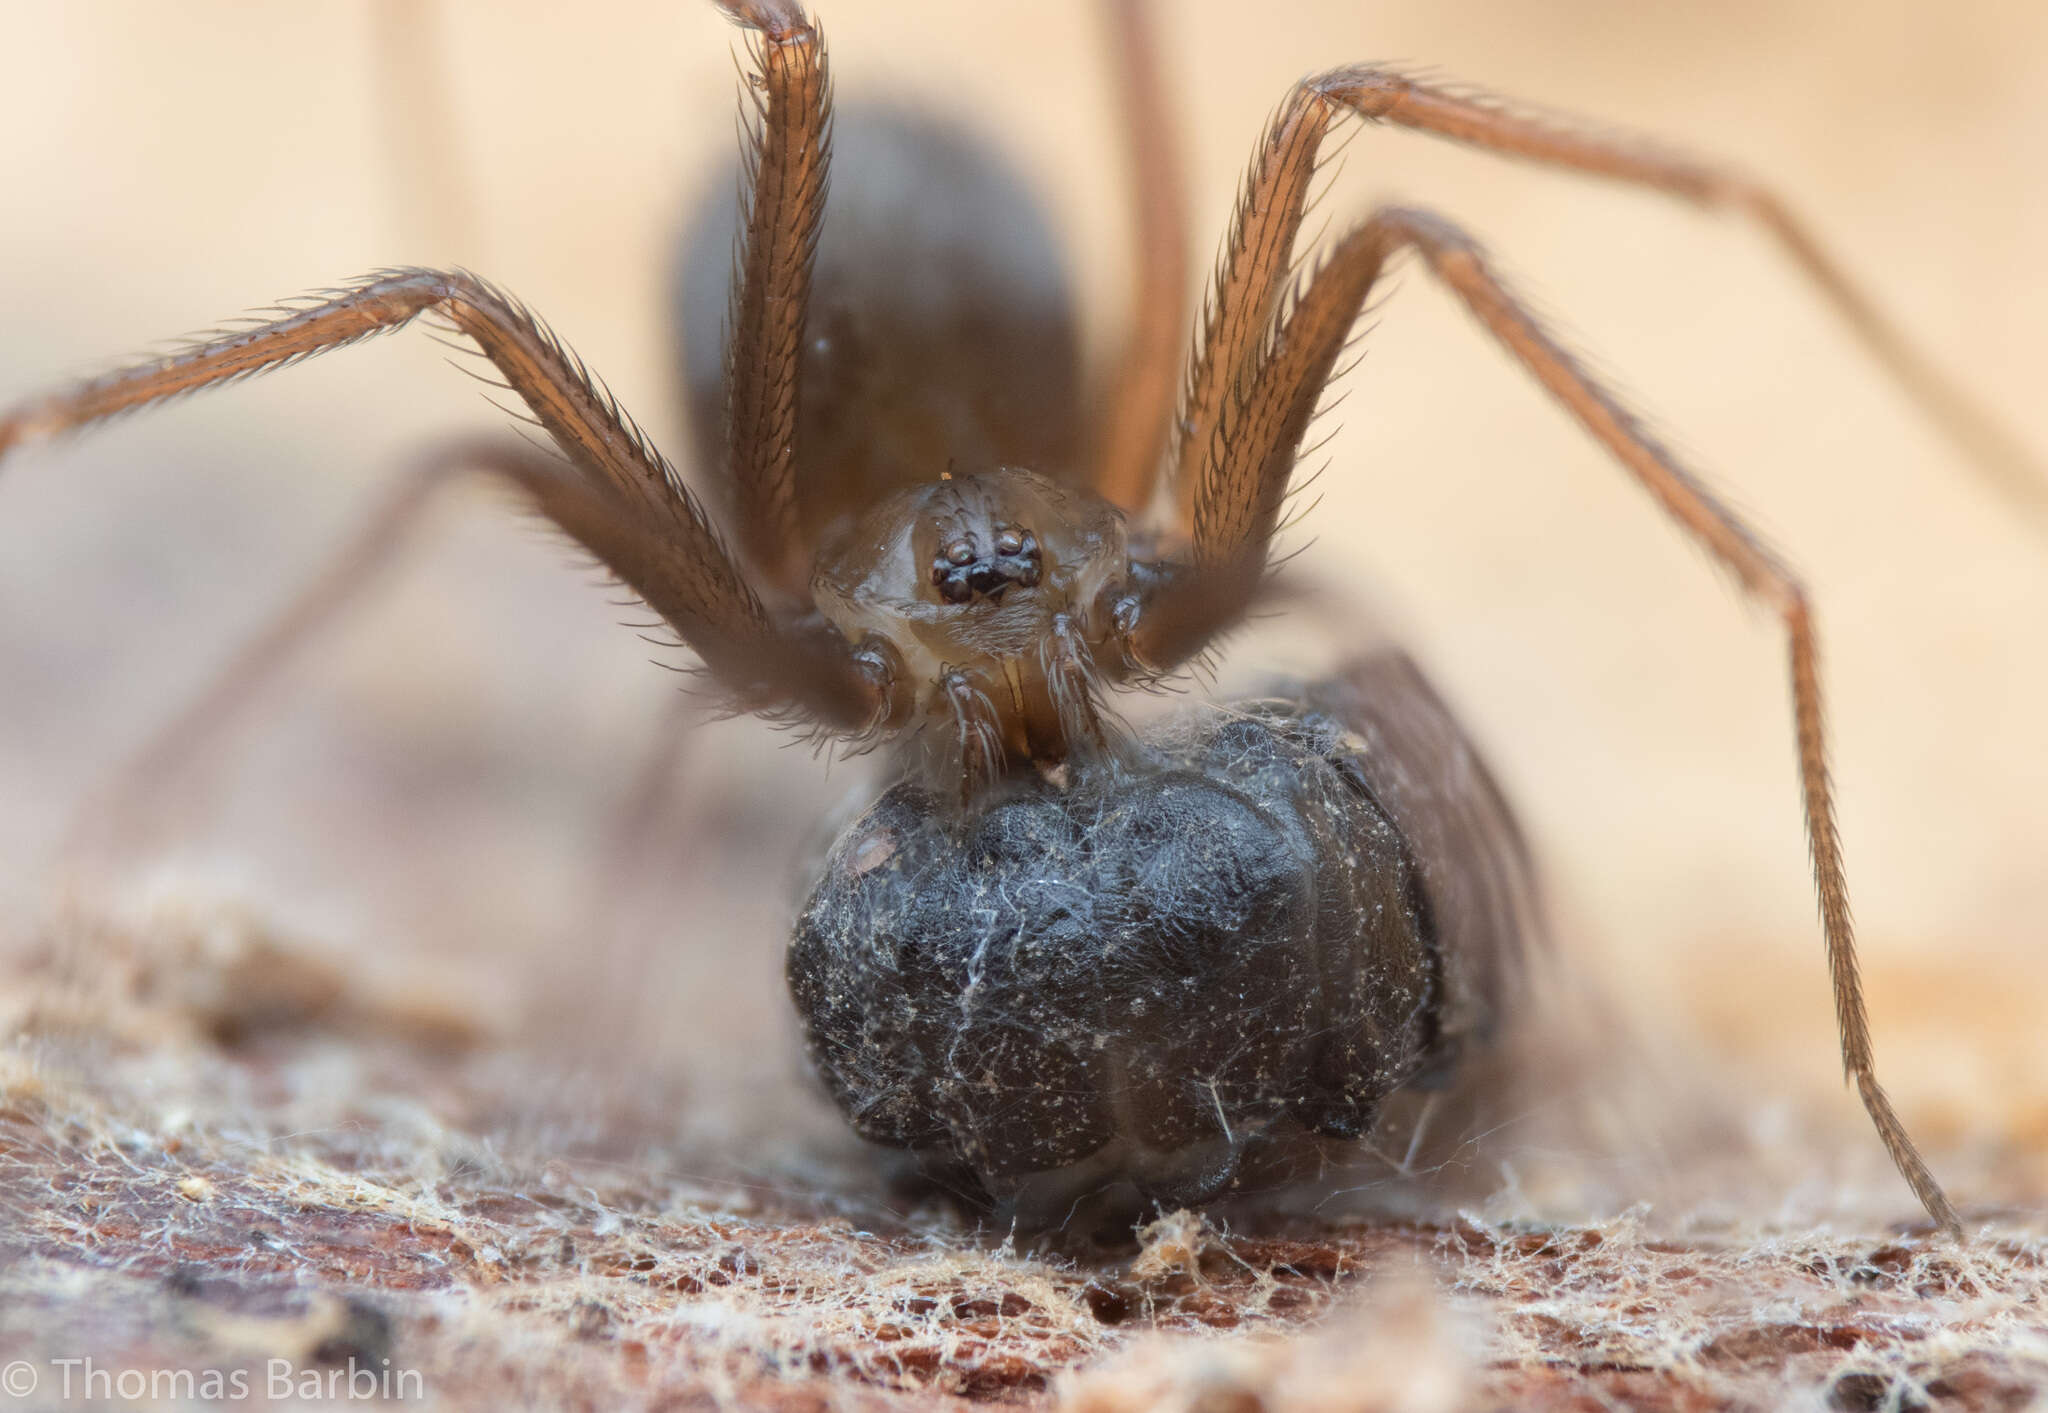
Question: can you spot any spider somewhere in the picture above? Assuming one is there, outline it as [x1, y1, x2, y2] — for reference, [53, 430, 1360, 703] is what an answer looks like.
[1, 0, 2037, 1233]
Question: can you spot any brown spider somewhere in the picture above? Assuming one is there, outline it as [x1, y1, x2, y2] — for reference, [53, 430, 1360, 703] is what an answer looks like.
[2, 0, 2038, 1231]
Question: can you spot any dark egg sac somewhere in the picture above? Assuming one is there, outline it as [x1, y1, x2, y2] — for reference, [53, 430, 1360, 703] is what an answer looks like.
[788, 695, 1484, 1227]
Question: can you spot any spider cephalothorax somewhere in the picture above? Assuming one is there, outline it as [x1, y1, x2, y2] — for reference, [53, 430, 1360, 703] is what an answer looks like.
[808, 467, 1133, 788]
[4, 0, 2023, 1231]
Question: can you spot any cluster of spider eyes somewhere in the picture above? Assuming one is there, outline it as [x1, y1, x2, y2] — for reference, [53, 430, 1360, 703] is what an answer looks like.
[929, 526, 1043, 605]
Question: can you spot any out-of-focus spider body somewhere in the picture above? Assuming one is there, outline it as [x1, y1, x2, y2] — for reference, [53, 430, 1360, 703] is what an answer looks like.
[3, 0, 2036, 1232]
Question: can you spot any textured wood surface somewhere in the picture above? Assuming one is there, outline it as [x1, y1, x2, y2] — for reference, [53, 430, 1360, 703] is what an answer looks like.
[3, 897, 2045, 1410]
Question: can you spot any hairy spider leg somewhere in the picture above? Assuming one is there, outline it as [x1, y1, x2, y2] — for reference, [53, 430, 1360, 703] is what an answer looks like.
[1166, 64, 2048, 533]
[713, 0, 831, 595]
[1134, 186, 1962, 1235]
[0, 269, 888, 731]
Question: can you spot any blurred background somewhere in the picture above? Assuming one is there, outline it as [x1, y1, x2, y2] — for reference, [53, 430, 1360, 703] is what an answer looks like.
[1, 1, 2043, 1208]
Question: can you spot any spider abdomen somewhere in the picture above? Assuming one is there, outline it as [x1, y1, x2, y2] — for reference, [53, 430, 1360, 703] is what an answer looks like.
[788, 696, 1450, 1225]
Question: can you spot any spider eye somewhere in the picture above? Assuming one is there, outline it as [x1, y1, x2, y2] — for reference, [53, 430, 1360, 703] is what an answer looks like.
[929, 525, 1041, 605]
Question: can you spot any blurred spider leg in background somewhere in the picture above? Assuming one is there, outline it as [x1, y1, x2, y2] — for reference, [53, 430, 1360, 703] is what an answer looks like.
[1171, 64, 2048, 529]
[368, 0, 479, 262]
[570, 691, 709, 1018]
[52, 427, 717, 1052]
[1086, 0, 1192, 515]
[58, 438, 494, 867]
[53, 431, 711, 928]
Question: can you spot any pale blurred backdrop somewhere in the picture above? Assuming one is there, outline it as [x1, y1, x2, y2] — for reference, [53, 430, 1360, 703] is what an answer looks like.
[2, 2, 2045, 1204]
